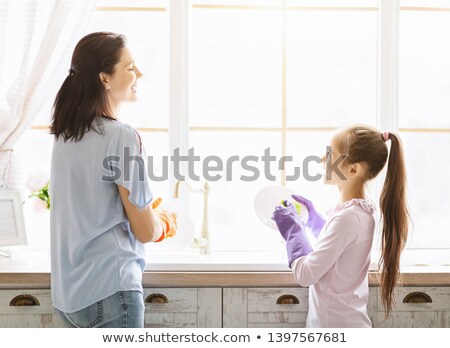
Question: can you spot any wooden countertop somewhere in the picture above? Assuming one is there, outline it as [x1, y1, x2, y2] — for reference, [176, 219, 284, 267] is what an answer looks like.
[1, 270, 449, 289]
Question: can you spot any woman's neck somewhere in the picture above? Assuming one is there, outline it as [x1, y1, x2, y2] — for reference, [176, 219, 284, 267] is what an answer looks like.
[106, 97, 121, 119]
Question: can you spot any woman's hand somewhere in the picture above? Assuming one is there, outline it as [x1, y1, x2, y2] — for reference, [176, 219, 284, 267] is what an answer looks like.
[151, 198, 178, 242]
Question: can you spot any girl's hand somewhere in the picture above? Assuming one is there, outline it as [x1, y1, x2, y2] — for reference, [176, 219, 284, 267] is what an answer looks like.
[271, 201, 301, 240]
[272, 201, 313, 268]
[291, 194, 326, 238]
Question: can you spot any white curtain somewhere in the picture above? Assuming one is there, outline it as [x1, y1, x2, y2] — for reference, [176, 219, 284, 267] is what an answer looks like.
[0, 0, 97, 189]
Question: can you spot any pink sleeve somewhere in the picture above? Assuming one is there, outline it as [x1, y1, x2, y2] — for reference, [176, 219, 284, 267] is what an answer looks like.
[291, 212, 360, 287]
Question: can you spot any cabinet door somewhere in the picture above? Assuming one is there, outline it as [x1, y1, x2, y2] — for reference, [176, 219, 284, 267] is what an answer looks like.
[143, 288, 221, 328]
[367, 287, 378, 325]
[0, 289, 63, 328]
[223, 288, 308, 328]
[373, 286, 450, 328]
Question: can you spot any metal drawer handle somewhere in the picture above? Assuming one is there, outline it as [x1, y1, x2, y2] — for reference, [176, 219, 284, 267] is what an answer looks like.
[403, 292, 432, 304]
[145, 293, 169, 304]
[9, 294, 40, 306]
[276, 294, 299, 305]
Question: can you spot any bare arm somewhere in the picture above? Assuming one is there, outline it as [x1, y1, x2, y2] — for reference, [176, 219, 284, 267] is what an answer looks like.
[118, 184, 163, 243]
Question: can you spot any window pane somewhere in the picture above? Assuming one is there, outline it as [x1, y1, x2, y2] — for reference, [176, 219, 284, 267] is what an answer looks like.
[189, 131, 283, 251]
[32, 100, 54, 126]
[287, 0, 377, 6]
[139, 132, 171, 200]
[400, 132, 450, 247]
[97, 0, 167, 7]
[399, 8, 450, 128]
[400, 0, 450, 7]
[286, 9, 377, 127]
[15, 130, 53, 187]
[15, 130, 53, 246]
[85, 9, 169, 128]
[189, 8, 283, 127]
[192, 0, 283, 6]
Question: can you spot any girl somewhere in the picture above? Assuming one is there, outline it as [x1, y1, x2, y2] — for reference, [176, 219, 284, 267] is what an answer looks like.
[272, 125, 409, 328]
[50, 32, 176, 328]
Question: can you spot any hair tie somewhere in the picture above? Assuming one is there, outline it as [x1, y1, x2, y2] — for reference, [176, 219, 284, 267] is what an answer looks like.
[68, 68, 75, 76]
[382, 131, 390, 142]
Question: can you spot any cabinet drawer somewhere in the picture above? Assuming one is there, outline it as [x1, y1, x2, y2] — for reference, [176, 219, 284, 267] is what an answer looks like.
[0, 289, 53, 314]
[0, 289, 62, 328]
[143, 288, 221, 328]
[248, 288, 309, 313]
[143, 288, 197, 313]
[248, 288, 308, 327]
[223, 287, 308, 328]
[377, 287, 450, 312]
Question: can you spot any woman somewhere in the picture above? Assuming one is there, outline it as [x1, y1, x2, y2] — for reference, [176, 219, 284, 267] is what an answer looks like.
[273, 125, 409, 327]
[49, 32, 175, 328]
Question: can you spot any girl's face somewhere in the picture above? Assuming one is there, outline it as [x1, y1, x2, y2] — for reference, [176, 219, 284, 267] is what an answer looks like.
[322, 136, 350, 186]
[101, 47, 143, 104]
[322, 135, 365, 187]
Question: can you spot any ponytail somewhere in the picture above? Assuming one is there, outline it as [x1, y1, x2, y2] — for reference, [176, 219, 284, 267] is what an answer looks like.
[50, 71, 108, 142]
[50, 32, 126, 142]
[379, 132, 410, 317]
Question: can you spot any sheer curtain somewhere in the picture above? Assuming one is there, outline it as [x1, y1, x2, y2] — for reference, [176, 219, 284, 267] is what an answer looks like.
[0, 0, 97, 189]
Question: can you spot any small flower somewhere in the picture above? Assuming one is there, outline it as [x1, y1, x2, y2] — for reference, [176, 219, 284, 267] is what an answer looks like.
[29, 181, 50, 210]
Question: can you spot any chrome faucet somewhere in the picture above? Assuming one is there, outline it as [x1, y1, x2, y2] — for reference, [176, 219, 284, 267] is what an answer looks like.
[173, 180, 210, 254]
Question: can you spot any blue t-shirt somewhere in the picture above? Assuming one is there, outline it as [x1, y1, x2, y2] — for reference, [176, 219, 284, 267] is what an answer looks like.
[50, 117, 152, 313]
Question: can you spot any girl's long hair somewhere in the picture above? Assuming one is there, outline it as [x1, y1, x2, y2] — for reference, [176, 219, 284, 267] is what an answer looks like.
[336, 125, 410, 317]
[50, 32, 126, 142]
[378, 132, 410, 317]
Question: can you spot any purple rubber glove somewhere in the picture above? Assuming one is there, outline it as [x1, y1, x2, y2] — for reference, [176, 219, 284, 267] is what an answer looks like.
[271, 200, 313, 268]
[291, 194, 326, 238]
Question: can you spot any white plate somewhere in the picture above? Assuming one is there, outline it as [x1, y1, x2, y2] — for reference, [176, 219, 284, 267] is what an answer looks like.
[254, 186, 308, 230]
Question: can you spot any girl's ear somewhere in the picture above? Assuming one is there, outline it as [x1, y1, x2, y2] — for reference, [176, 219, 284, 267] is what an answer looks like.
[349, 163, 362, 178]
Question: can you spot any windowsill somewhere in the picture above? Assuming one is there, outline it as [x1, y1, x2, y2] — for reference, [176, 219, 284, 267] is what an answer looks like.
[0, 245, 449, 273]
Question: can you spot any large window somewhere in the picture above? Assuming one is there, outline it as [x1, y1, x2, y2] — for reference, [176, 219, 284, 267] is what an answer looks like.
[16, 0, 450, 264]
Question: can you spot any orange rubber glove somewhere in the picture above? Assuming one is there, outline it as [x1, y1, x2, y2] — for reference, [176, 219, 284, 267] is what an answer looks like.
[151, 197, 178, 242]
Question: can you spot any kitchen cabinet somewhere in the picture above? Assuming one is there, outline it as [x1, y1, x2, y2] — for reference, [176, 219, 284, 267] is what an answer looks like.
[0, 286, 449, 328]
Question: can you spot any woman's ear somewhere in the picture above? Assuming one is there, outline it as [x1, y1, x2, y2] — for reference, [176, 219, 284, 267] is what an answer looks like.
[99, 72, 110, 90]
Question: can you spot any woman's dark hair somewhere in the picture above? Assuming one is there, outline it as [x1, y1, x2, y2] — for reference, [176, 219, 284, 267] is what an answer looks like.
[50, 32, 126, 141]
[335, 125, 410, 318]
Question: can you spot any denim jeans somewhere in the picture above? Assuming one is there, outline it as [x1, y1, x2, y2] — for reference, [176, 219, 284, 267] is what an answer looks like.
[54, 290, 145, 328]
